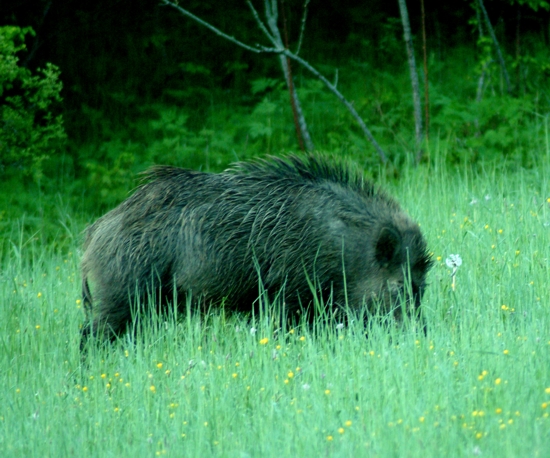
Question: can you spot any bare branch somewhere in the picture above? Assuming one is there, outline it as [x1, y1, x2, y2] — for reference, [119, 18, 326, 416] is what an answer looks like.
[246, 1, 278, 47]
[477, 0, 512, 94]
[23, 0, 52, 67]
[398, 0, 423, 149]
[295, 0, 311, 55]
[281, 55, 315, 151]
[280, 0, 314, 151]
[476, 59, 493, 102]
[161, 0, 271, 53]
[162, 0, 387, 162]
[264, 0, 284, 46]
[265, 0, 277, 23]
[420, 0, 430, 141]
[283, 49, 388, 163]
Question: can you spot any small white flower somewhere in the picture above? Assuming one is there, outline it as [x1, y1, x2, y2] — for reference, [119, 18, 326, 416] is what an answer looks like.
[469, 198, 478, 205]
[250, 327, 257, 335]
[302, 383, 311, 390]
[484, 194, 491, 201]
[445, 254, 462, 292]
[336, 323, 344, 330]
[445, 254, 462, 269]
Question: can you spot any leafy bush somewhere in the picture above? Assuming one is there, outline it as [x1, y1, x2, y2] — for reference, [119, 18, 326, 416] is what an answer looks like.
[0, 26, 66, 180]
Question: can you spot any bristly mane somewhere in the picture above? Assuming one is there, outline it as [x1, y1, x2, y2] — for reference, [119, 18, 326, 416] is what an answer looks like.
[229, 154, 374, 194]
[139, 165, 203, 183]
[139, 155, 377, 197]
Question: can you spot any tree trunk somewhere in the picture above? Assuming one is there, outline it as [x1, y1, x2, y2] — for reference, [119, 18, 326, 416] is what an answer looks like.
[265, 0, 314, 151]
[477, 0, 513, 94]
[397, 0, 423, 153]
[279, 54, 315, 151]
[420, 0, 429, 141]
[163, 0, 388, 162]
[279, 0, 314, 151]
[285, 50, 388, 163]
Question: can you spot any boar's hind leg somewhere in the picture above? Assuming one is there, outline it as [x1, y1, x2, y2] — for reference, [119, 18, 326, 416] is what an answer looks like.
[80, 284, 133, 350]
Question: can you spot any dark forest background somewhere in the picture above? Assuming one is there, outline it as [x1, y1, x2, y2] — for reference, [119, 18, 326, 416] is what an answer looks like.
[1, 0, 549, 239]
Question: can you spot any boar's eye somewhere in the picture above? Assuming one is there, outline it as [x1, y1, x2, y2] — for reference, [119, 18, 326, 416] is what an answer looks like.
[374, 227, 401, 268]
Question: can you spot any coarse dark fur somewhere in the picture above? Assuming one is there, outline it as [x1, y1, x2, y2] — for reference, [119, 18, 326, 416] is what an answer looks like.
[80, 155, 431, 347]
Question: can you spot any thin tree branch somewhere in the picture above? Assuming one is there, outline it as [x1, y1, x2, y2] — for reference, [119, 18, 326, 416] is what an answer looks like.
[420, 0, 429, 141]
[295, 0, 310, 55]
[162, 0, 386, 162]
[376, 102, 411, 151]
[476, 59, 493, 103]
[281, 0, 306, 151]
[515, 6, 521, 91]
[22, 0, 52, 67]
[246, 1, 277, 47]
[475, 4, 484, 39]
[283, 49, 387, 163]
[162, 0, 274, 53]
[264, 0, 283, 46]
[247, 1, 315, 151]
[477, 0, 512, 94]
[397, 0, 423, 151]
[266, 0, 284, 45]
[274, 0, 314, 150]
[266, 0, 277, 20]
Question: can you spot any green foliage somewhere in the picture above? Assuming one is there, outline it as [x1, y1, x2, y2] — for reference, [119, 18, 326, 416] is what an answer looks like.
[430, 91, 543, 165]
[510, 0, 550, 11]
[80, 102, 248, 207]
[4, 4, 547, 213]
[85, 144, 140, 208]
[0, 26, 66, 180]
[250, 77, 280, 94]
[70, 40, 550, 211]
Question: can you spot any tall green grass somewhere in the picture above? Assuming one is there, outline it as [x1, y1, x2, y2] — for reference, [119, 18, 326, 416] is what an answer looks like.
[1, 154, 549, 457]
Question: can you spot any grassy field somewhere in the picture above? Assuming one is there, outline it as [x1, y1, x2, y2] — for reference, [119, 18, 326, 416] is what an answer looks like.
[1, 153, 549, 457]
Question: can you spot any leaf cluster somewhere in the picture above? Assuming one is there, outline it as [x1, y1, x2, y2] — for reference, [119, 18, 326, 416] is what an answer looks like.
[0, 26, 66, 180]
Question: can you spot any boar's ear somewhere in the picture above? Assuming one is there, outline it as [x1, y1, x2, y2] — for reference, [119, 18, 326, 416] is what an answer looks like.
[374, 226, 402, 268]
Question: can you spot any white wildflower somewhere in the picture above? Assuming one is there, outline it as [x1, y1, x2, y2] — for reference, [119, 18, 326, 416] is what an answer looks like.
[445, 254, 462, 269]
[446, 254, 462, 291]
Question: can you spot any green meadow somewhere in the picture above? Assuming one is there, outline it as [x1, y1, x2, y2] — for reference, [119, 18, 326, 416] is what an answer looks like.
[1, 151, 549, 457]
[3, 1, 550, 454]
